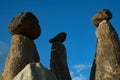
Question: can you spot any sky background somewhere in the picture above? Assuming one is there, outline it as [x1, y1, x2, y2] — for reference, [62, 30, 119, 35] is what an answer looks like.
[0, 0, 120, 80]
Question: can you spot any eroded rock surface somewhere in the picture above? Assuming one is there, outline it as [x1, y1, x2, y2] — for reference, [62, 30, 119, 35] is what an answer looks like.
[9, 12, 41, 40]
[90, 9, 120, 80]
[1, 12, 40, 80]
[49, 32, 67, 43]
[49, 32, 71, 80]
[92, 9, 112, 27]
[13, 62, 57, 80]
[1, 35, 40, 80]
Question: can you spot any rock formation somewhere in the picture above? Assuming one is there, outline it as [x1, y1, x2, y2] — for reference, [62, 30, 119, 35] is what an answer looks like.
[13, 62, 57, 80]
[9, 12, 41, 40]
[92, 9, 112, 27]
[49, 32, 72, 80]
[90, 9, 120, 80]
[49, 32, 67, 43]
[90, 55, 96, 80]
[1, 12, 40, 80]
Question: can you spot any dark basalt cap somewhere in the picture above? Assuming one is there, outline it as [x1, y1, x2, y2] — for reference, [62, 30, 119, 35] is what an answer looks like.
[9, 12, 41, 40]
[49, 32, 67, 43]
[92, 8, 112, 27]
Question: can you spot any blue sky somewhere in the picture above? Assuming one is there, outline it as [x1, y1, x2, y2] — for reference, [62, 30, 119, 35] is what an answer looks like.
[0, 0, 120, 80]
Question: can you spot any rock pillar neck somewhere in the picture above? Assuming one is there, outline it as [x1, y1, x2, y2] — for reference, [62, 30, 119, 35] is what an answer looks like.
[50, 42, 71, 80]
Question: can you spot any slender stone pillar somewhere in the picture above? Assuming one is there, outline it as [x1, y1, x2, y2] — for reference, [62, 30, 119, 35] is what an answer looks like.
[49, 32, 71, 80]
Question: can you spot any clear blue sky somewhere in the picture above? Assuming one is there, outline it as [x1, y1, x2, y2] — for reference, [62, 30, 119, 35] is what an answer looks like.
[0, 0, 120, 80]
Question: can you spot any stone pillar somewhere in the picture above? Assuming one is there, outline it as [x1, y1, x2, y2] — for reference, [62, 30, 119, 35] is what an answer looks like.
[1, 12, 41, 80]
[49, 32, 71, 80]
[90, 9, 120, 80]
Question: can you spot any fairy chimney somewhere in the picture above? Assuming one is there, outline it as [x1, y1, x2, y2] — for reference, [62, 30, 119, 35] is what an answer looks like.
[1, 12, 40, 80]
[90, 9, 120, 80]
[49, 32, 72, 80]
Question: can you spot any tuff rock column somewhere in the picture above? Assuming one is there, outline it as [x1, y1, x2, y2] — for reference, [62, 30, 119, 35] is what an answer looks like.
[49, 32, 71, 80]
[1, 12, 41, 80]
[90, 9, 120, 80]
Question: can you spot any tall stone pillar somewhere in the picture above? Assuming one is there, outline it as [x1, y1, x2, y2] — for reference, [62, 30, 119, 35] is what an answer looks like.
[90, 9, 120, 80]
[49, 32, 71, 80]
[1, 12, 41, 80]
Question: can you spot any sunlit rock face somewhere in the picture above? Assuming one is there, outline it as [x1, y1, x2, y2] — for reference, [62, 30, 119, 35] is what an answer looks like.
[90, 9, 120, 80]
[1, 35, 40, 80]
[49, 32, 72, 80]
[13, 62, 57, 80]
[1, 12, 40, 80]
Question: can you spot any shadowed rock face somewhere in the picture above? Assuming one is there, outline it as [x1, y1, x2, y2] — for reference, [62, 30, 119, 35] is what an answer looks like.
[9, 12, 41, 40]
[92, 9, 112, 27]
[49, 32, 71, 80]
[49, 32, 67, 43]
[90, 54, 96, 80]
[90, 9, 120, 80]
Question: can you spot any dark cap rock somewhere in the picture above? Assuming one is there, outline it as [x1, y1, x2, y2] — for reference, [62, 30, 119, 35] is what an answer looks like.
[92, 9, 112, 27]
[49, 32, 67, 43]
[9, 12, 41, 40]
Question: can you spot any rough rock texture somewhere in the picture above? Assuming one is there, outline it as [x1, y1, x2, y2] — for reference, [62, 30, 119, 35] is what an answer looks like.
[49, 32, 67, 43]
[13, 62, 57, 80]
[92, 9, 112, 27]
[1, 12, 41, 80]
[90, 9, 120, 80]
[1, 34, 40, 80]
[49, 32, 71, 80]
[9, 12, 41, 40]
[95, 20, 120, 80]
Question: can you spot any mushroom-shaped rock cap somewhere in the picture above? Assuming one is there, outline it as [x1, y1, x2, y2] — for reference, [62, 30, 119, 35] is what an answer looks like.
[92, 9, 112, 27]
[49, 32, 67, 43]
[9, 12, 41, 40]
